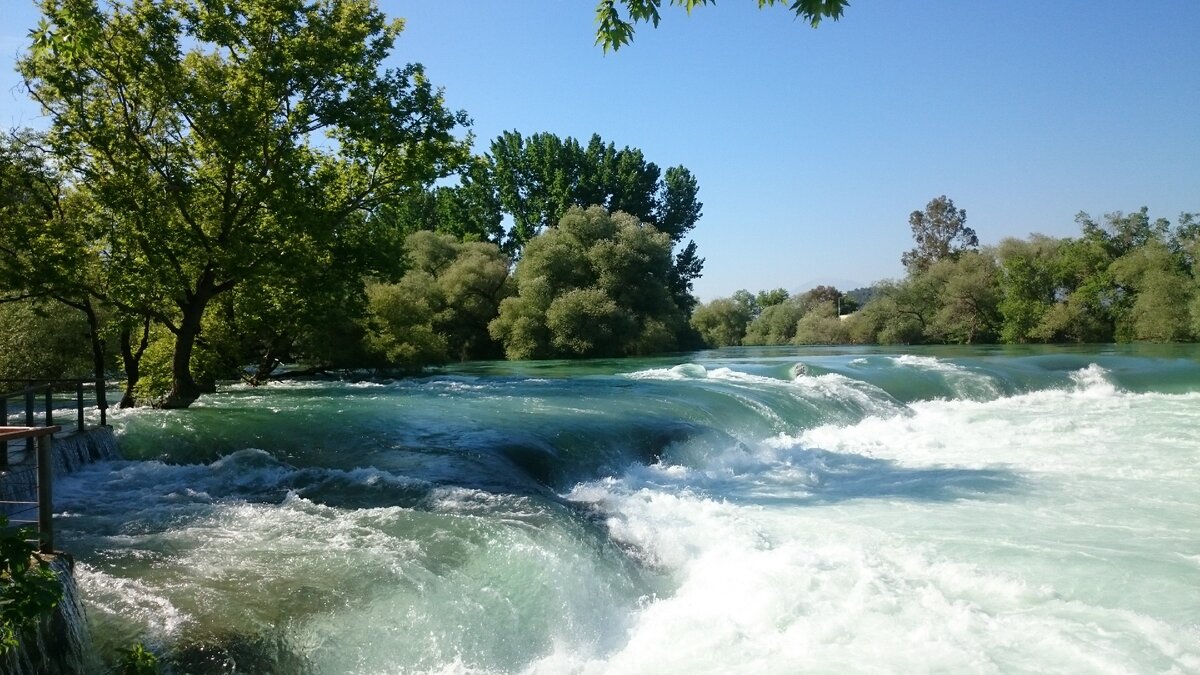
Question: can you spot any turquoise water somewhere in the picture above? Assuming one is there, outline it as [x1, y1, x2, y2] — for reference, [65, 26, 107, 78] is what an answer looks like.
[57, 346, 1200, 673]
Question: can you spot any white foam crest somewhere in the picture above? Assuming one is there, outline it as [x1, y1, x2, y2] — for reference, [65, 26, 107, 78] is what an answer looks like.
[223, 378, 350, 392]
[627, 364, 899, 419]
[793, 370, 1200, 479]
[791, 372, 902, 417]
[889, 354, 1003, 400]
[891, 354, 954, 369]
[1070, 363, 1119, 395]
[75, 562, 188, 642]
[624, 363, 708, 380]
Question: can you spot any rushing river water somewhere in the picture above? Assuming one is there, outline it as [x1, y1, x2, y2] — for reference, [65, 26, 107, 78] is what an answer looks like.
[57, 345, 1200, 673]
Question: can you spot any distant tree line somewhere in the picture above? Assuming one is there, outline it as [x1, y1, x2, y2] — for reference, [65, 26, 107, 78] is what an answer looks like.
[692, 196, 1200, 347]
[0, 0, 703, 409]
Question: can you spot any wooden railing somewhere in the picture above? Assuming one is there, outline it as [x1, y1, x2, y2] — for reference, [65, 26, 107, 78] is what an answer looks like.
[0, 379, 107, 469]
[0, 425, 61, 553]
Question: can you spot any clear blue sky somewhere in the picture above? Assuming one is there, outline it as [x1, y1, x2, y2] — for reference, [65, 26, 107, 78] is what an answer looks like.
[3, 1, 1198, 301]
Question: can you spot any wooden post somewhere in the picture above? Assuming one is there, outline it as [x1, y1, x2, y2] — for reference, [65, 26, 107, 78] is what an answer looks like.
[24, 387, 34, 454]
[76, 381, 85, 431]
[0, 396, 7, 470]
[36, 433, 53, 554]
[44, 387, 53, 427]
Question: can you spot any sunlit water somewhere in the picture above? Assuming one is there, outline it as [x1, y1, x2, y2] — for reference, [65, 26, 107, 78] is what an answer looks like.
[57, 345, 1200, 673]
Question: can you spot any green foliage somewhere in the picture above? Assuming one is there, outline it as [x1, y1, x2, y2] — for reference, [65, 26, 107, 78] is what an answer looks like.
[490, 206, 686, 359]
[1077, 207, 1172, 258]
[366, 232, 511, 369]
[925, 252, 1001, 344]
[691, 297, 754, 347]
[116, 642, 159, 675]
[793, 303, 848, 344]
[487, 130, 702, 246]
[485, 130, 704, 307]
[996, 236, 1061, 343]
[546, 288, 633, 356]
[374, 158, 505, 246]
[365, 275, 448, 370]
[1109, 242, 1194, 342]
[0, 517, 63, 655]
[594, 0, 849, 52]
[0, 300, 92, 381]
[743, 300, 805, 345]
[755, 288, 789, 309]
[854, 281, 926, 344]
[128, 325, 219, 404]
[21, 0, 470, 407]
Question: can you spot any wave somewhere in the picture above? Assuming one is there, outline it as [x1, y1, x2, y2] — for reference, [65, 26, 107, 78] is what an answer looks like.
[552, 364, 1200, 673]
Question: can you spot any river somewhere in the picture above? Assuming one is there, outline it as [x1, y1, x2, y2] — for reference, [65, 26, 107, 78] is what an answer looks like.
[55, 345, 1200, 673]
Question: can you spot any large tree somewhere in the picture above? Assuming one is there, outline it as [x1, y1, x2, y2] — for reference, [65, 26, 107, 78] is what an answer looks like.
[20, 0, 469, 407]
[486, 130, 703, 309]
[489, 206, 686, 359]
[0, 131, 112, 407]
[487, 131, 702, 246]
[901, 195, 978, 274]
[594, 0, 849, 51]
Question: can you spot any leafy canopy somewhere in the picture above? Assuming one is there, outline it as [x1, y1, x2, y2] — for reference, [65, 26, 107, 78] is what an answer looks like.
[594, 0, 850, 52]
[489, 206, 688, 359]
[20, 0, 470, 406]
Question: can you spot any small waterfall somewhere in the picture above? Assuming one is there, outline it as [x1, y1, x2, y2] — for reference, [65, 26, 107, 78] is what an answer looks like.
[0, 556, 98, 675]
[52, 427, 121, 474]
[1, 428, 121, 513]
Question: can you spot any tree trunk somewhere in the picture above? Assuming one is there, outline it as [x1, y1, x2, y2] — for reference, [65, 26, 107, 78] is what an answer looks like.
[250, 343, 279, 386]
[80, 300, 110, 417]
[118, 318, 150, 408]
[162, 295, 209, 409]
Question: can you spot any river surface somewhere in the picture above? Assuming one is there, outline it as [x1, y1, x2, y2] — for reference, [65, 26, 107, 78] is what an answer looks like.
[57, 345, 1200, 673]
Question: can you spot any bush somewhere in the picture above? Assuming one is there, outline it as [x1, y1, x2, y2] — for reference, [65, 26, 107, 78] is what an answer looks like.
[0, 517, 62, 654]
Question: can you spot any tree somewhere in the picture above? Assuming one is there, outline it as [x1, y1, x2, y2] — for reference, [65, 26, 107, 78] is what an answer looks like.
[487, 131, 702, 245]
[485, 131, 704, 305]
[996, 235, 1062, 343]
[925, 251, 1001, 344]
[489, 206, 686, 359]
[21, 0, 469, 407]
[690, 296, 753, 347]
[0, 300, 93, 381]
[366, 232, 511, 369]
[1109, 241, 1193, 342]
[857, 278, 939, 344]
[1076, 207, 1171, 259]
[742, 299, 805, 345]
[594, 0, 850, 52]
[0, 131, 111, 408]
[901, 195, 977, 274]
[372, 158, 504, 245]
[799, 285, 842, 310]
[1030, 231, 1119, 343]
[755, 288, 789, 309]
[793, 303, 848, 344]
